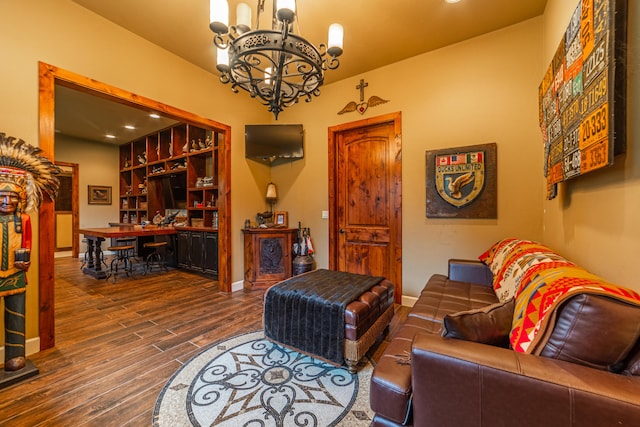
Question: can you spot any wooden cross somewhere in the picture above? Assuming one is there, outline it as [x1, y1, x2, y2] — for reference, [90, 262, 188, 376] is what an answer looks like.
[356, 79, 368, 102]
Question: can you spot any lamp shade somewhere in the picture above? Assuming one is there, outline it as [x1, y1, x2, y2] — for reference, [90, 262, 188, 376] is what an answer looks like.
[236, 3, 251, 30]
[266, 183, 278, 201]
[328, 23, 344, 56]
[276, 0, 295, 22]
[209, 0, 229, 33]
[216, 47, 229, 72]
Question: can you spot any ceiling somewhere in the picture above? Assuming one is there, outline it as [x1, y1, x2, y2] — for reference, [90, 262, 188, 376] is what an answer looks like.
[55, 85, 179, 144]
[57, 0, 547, 145]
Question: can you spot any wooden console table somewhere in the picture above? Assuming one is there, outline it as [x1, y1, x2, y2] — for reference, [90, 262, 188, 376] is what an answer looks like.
[242, 227, 297, 290]
[79, 226, 177, 279]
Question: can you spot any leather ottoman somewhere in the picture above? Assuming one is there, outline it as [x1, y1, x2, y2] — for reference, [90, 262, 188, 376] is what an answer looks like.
[264, 269, 395, 372]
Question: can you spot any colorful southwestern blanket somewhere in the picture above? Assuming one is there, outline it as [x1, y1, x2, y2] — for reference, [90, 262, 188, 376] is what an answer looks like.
[481, 239, 640, 353]
[264, 269, 384, 365]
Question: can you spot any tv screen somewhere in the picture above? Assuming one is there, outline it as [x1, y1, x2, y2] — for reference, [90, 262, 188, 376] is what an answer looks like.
[245, 124, 304, 164]
[161, 173, 187, 209]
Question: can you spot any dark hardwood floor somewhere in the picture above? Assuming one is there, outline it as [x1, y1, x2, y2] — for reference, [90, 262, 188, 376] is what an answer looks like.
[0, 256, 408, 426]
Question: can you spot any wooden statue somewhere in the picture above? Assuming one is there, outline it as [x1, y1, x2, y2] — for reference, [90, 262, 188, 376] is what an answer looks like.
[0, 133, 59, 374]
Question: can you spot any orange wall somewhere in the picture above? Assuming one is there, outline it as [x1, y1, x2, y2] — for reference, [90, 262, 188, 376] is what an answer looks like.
[273, 18, 545, 298]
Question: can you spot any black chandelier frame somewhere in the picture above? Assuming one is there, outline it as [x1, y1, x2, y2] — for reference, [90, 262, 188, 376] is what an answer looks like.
[211, 9, 341, 119]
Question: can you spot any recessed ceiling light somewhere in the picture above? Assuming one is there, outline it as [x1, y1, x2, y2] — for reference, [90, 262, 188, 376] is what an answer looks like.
[105, 134, 116, 139]
[149, 113, 161, 119]
[445, 0, 462, 3]
[124, 125, 136, 130]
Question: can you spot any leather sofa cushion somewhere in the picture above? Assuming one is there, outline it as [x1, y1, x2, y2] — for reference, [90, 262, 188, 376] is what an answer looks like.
[370, 273, 499, 425]
[441, 298, 515, 348]
[370, 338, 414, 425]
[537, 294, 640, 371]
[624, 339, 640, 375]
[409, 274, 498, 325]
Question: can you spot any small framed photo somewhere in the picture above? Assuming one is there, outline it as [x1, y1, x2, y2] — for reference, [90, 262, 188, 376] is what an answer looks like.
[274, 211, 288, 227]
[88, 185, 112, 205]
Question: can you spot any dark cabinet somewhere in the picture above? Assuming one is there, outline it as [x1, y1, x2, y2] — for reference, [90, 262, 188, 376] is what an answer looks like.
[242, 228, 297, 290]
[203, 232, 219, 275]
[177, 229, 218, 277]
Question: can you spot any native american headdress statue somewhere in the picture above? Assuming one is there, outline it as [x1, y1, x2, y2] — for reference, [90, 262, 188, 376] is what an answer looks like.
[0, 133, 61, 213]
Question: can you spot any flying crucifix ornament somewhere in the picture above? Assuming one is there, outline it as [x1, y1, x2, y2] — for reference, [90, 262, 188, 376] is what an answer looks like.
[337, 79, 389, 115]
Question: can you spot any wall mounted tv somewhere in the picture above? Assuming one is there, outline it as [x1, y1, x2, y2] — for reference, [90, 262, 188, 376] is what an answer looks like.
[160, 173, 187, 209]
[245, 124, 304, 165]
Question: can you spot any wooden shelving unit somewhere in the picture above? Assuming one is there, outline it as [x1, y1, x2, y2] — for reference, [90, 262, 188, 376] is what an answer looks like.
[118, 124, 220, 228]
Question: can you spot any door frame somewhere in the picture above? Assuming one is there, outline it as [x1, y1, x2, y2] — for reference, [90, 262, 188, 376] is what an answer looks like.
[54, 161, 79, 256]
[328, 112, 402, 302]
[38, 62, 232, 350]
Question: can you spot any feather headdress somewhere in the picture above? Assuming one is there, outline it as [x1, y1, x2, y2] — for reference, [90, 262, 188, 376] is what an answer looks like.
[0, 133, 61, 212]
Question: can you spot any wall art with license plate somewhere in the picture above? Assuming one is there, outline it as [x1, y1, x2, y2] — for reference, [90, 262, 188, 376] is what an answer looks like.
[538, 0, 627, 200]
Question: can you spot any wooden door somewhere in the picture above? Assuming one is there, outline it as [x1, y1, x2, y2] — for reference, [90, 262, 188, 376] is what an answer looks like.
[329, 112, 402, 303]
[54, 162, 79, 256]
[55, 173, 72, 251]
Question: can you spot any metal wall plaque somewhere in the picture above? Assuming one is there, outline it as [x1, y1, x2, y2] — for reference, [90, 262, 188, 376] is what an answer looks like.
[426, 142, 497, 219]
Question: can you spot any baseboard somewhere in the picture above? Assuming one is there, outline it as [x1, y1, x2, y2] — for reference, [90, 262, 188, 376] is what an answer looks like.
[0, 337, 41, 360]
[401, 295, 417, 307]
[231, 280, 244, 292]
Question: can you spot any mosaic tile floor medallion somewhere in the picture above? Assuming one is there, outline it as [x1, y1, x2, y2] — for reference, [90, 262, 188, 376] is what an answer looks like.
[153, 330, 374, 426]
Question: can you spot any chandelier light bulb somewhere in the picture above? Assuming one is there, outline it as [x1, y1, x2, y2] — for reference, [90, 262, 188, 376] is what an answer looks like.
[216, 47, 229, 72]
[209, 0, 229, 33]
[327, 23, 344, 57]
[265, 67, 273, 85]
[276, 0, 295, 22]
[236, 3, 252, 32]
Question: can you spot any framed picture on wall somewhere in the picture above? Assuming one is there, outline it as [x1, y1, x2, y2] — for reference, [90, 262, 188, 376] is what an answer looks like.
[88, 185, 112, 205]
[274, 211, 288, 227]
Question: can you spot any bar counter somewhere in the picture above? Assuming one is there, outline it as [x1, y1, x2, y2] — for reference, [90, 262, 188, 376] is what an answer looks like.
[79, 225, 177, 279]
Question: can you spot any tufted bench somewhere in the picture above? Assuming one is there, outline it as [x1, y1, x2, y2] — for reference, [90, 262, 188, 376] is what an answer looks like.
[264, 269, 395, 372]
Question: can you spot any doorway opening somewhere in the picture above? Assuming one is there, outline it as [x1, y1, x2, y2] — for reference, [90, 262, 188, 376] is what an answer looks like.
[38, 62, 232, 350]
[54, 162, 78, 257]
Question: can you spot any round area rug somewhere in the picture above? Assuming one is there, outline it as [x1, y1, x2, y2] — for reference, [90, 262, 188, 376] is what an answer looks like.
[153, 330, 374, 426]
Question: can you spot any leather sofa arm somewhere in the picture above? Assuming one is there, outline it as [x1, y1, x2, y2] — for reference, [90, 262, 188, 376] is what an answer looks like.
[411, 333, 640, 427]
[447, 259, 493, 286]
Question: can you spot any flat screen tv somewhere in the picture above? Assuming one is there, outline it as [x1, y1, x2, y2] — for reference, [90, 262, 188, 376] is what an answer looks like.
[160, 173, 187, 209]
[245, 124, 304, 165]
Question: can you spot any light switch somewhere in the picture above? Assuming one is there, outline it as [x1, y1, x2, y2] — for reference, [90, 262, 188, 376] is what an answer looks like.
[321, 210, 329, 219]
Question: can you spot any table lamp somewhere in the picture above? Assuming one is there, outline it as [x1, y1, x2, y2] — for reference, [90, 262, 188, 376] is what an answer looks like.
[266, 182, 277, 213]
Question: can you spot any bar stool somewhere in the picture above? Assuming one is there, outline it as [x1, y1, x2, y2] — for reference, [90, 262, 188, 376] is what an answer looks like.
[114, 236, 139, 271]
[114, 237, 137, 259]
[106, 244, 136, 283]
[143, 241, 168, 275]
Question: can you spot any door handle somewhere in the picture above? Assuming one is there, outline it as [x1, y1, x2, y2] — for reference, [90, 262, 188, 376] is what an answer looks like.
[339, 229, 345, 234]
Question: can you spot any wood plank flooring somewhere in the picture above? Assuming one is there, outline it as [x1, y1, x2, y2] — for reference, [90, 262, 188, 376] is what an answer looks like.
[0, 256, 408, 426]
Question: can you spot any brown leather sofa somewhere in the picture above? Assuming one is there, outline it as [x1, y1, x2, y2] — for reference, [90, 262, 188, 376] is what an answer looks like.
[370, 259, 640, 426]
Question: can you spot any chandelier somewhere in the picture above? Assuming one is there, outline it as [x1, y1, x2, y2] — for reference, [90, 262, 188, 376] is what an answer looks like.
[209, 0, 344, 119]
